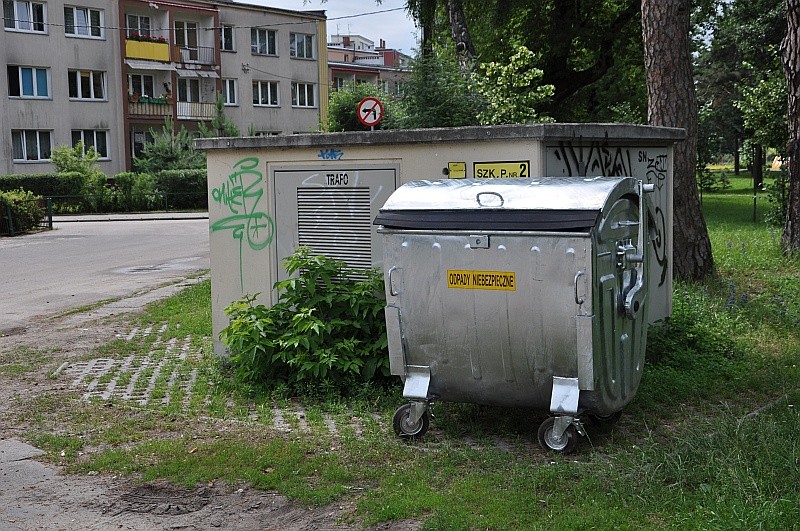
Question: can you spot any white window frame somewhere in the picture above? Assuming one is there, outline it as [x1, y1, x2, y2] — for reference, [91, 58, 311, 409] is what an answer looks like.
[127, 73, 154, 98]
[252, 80, 278, 107]
[3, 0, 46, 33]
[289, 33, 314, 59]
[291, 82, 315, 108]
[220, 24, 235, 51]
[126, 13, 150, 38]
[222, 78, 237, 106]
[64, 5, 103, 38]
[68, 69, 106, 100]
[177, 77, 200, 103]
[71, 129, 109, 159]
[7, 65, 49, 98]
[251, 28, 276, 56]
[11, 129, 51, 161]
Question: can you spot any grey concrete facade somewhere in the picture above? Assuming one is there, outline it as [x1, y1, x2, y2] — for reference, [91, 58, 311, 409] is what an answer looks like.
[1, 0, 327, 176]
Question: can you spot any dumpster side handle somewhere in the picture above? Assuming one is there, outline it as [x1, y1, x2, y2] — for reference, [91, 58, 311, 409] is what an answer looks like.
[574, 271, 585, 305]
[388, 266, 400, 296]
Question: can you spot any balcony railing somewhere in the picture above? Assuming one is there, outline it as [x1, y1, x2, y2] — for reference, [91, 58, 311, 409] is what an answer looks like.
[126, 39, 171, 62]
[128, 100, 173, 117]
[177, 102, 215, 120]
[172, 45, 215, 65]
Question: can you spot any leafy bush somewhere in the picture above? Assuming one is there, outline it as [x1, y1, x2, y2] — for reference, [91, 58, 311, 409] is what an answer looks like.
[0, 172, 85, 198]
[764, 170, 788, 227]
[0, 189, 45, 235]
[50, 142, 103, 177]
[220, 247, 389, 396]
[156, 169, 207, 209]
[113, 172, 159, 211]
[325, 81, 402, 132]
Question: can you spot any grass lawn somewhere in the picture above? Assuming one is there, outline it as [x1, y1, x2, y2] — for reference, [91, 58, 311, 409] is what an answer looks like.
[10, 186, 800, 529]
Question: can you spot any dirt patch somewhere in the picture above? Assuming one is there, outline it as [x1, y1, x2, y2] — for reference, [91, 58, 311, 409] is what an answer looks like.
[0, 285, 421, 531]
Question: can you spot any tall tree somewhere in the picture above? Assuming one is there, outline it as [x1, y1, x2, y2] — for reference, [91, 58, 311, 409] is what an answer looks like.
[781, 0, 800, 253]
[642, 0, 713, 280]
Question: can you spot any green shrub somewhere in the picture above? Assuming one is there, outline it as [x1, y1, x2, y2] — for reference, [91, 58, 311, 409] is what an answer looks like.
[156, 169, 207, 209]
[220, 247, 389, 396]
[764, 170, 788, 227]
[113, 172, 159, 211]
[0, 172, 85, 197]
[0, 189, 45, 235]
[133, 117, 205, 174]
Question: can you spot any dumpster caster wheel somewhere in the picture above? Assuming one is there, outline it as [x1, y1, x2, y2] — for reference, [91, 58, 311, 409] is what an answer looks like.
[538, 417, 577, 454]
[588, 411, 622, 426]
[393, 404, 429, 439]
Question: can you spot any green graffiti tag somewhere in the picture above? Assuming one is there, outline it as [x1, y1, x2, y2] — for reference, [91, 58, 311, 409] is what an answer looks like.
[210, 157, 275, 290]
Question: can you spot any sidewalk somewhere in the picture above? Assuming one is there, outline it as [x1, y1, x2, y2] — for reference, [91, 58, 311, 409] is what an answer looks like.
[53, 212, 209, 222]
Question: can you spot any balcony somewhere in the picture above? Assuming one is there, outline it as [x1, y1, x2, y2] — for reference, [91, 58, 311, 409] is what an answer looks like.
[172, 45, 215, 65]
[128, 98, 173, 117]
[177, 102, 215, 120]
[126, 39, 171, 62]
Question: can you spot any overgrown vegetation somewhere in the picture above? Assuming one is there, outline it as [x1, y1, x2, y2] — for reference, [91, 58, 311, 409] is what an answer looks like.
[220, 247, 389, 397]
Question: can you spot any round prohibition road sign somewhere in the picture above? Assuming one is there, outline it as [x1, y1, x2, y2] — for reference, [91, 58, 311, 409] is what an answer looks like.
[357, 97, 384, 127]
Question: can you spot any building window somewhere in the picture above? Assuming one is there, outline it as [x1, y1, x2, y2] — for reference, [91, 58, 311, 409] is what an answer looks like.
[177, 78, 200, 102]
[7, 65, 49, 98]
[3, 0, 46, 32]
[11, 129, 51, 161]
[64, 5, 102, 38]
[222, 78, 237, 106]
[289, 33, 314, 59]
[127, 73, 154, 98]
[291, 82, 315, 107]
[252, 80, 278, 107]
[175, 20, 198, 61]
[126, 14, 150, 38]
[68, 70, 105, 100]
[220, 24, 235, 51]
[251, 28, 276, 56]
[71, 129, 108, 158]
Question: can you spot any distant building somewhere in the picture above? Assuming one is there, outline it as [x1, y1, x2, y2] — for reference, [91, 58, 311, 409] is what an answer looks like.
[327, 34, 412, 96]
[1, 0, 328, 175]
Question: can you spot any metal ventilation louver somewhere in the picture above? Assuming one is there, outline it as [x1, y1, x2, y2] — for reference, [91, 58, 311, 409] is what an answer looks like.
[296, 187, 373, 271]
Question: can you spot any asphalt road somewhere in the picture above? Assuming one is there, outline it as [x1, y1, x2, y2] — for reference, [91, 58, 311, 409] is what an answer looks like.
[0, 214, 210, 333]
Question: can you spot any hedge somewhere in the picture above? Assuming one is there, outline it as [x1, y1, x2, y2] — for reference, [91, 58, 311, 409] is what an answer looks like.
[0, 172, 85, 197]
[156, 169, 208, 209]
[0, 170, 207, 212]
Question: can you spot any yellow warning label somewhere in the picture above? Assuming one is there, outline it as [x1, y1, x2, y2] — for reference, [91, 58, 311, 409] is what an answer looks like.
[474, 161, 530, 178]
[447, 270, 517, 291]
[448, 162, 467, 179]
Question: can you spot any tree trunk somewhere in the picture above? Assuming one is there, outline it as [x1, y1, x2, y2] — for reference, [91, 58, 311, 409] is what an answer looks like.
[734, 136, 740, 175]
[642, 0, 714, 280]
[447, 0, 476, 74]
[781, 1, 800, 254]
[754, 144, 764, 190]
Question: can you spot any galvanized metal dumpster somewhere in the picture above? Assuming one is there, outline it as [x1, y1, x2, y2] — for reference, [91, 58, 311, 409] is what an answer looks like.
[374, 177, 656, 453]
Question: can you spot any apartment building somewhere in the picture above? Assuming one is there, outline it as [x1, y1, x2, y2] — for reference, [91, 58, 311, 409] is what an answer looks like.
[1, 0, 328, 176]
[328, 34, 412, 96]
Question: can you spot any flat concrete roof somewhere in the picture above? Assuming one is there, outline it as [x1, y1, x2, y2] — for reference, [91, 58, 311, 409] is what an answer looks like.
[195, 124, 686, 152]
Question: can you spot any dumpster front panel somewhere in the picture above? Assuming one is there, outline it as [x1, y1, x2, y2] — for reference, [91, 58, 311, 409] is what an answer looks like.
[581, 188, 649, 415]
[383, 229, 591, 409]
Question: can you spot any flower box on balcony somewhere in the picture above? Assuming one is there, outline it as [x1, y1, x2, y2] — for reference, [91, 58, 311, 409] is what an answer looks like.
[126, 39, 170, 62]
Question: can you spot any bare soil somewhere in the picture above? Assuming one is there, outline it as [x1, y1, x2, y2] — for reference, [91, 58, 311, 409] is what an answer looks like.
[0, 282, 421, 531]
